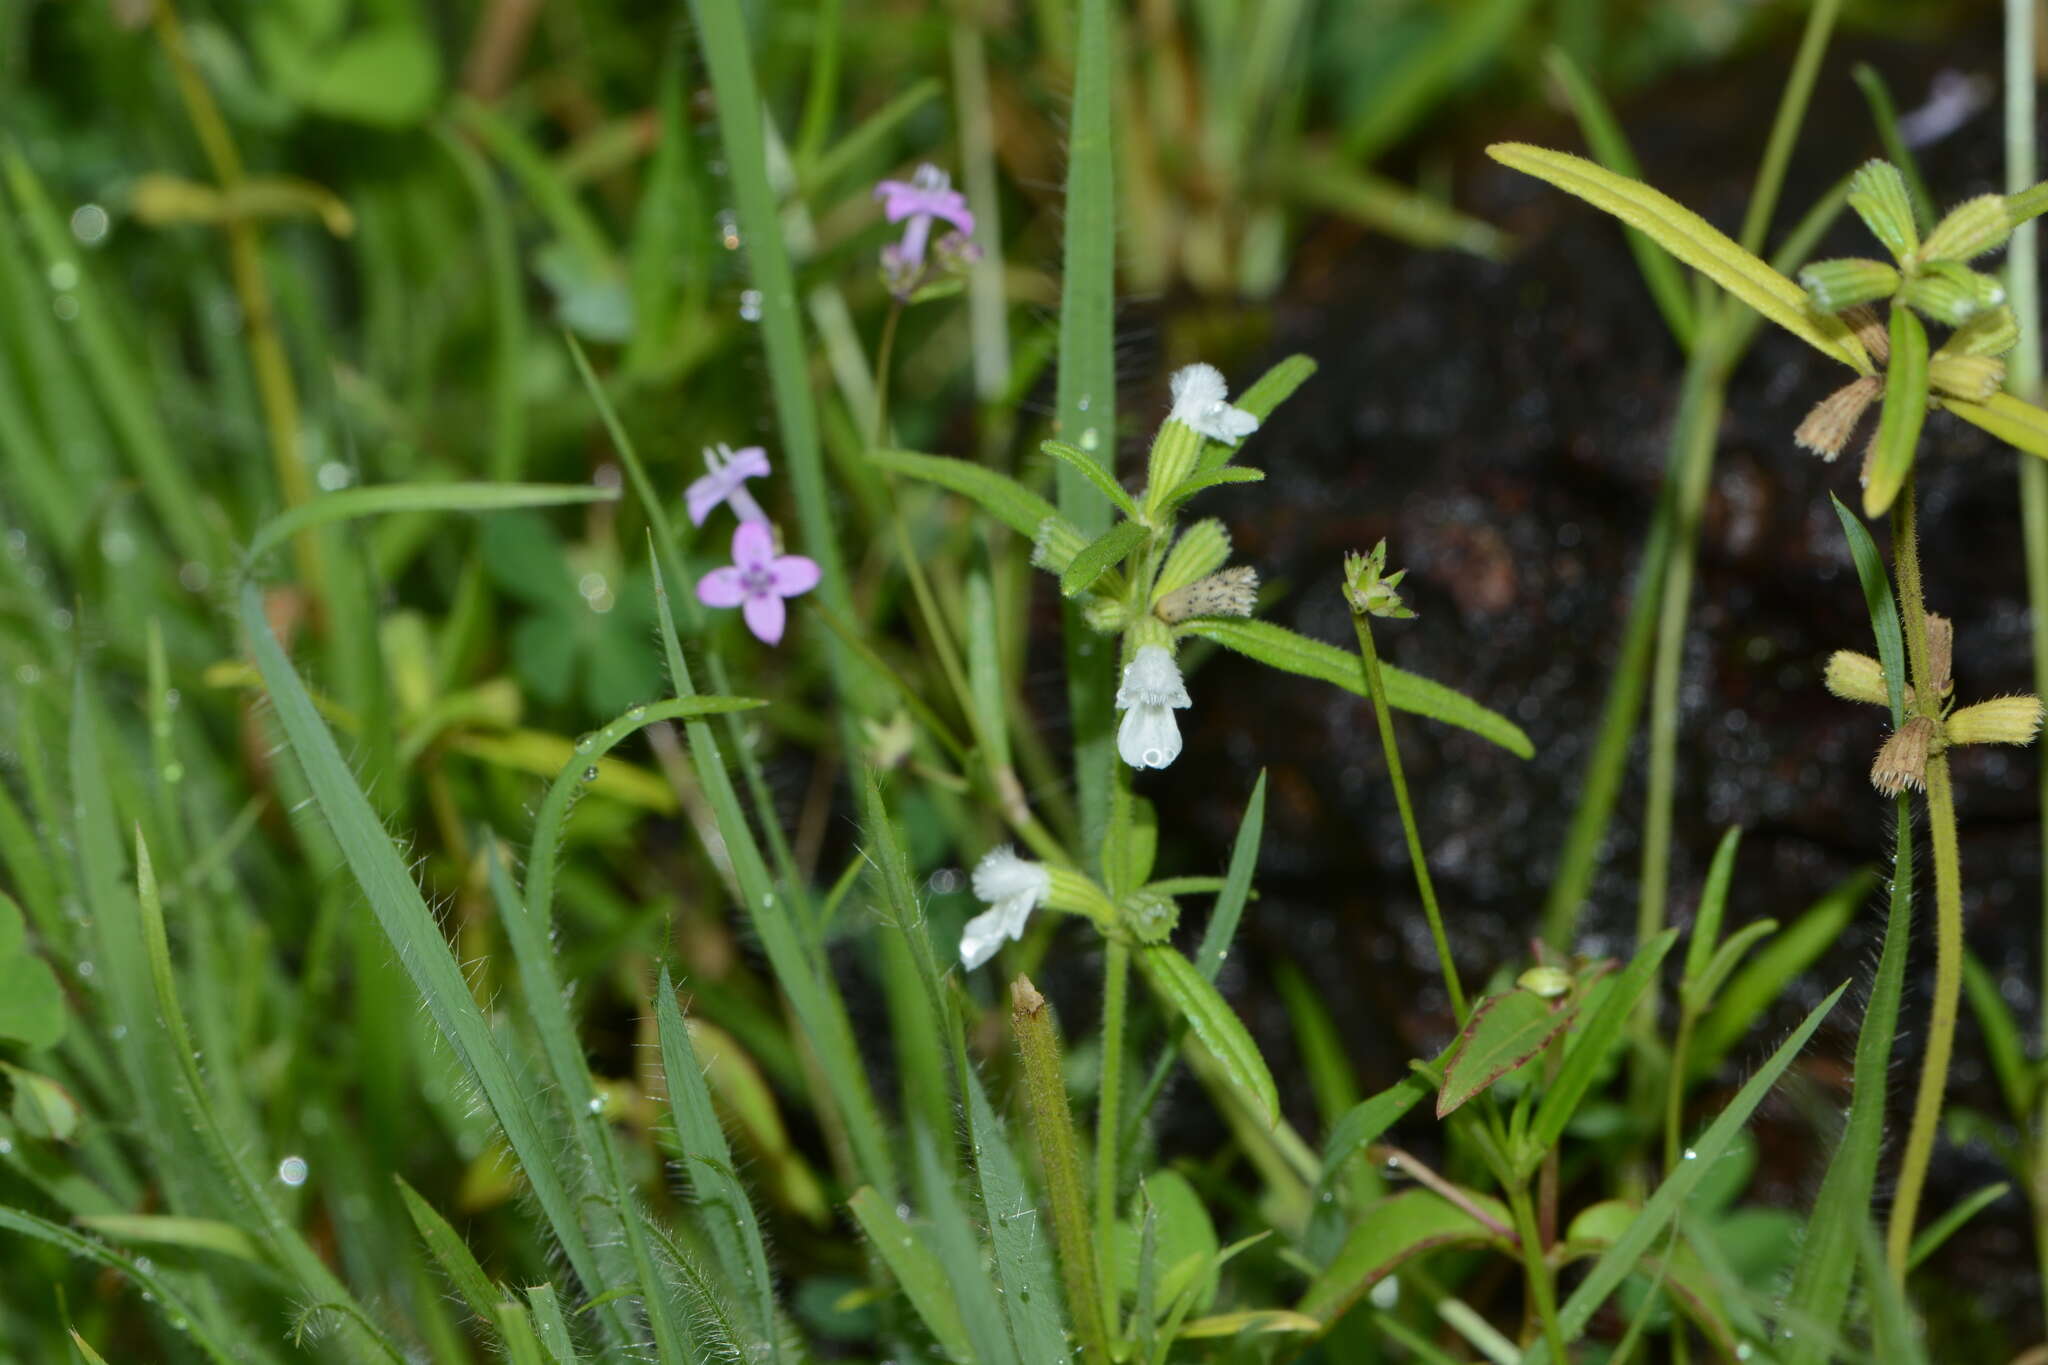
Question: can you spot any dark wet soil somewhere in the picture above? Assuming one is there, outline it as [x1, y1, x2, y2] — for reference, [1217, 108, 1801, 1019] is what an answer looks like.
[1139, 14, 2042, 1348]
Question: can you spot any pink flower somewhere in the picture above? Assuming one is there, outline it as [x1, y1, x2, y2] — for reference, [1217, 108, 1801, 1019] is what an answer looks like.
[873, 164, 975, 277]
[686, 444, 771, 526]
[695, 520, 820, 645]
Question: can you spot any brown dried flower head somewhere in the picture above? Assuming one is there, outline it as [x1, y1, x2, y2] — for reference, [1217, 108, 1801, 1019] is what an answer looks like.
[1156, 566, 1259, 624]
[1796, 377, 1883, 461]
[1870, 715, 1938, 797]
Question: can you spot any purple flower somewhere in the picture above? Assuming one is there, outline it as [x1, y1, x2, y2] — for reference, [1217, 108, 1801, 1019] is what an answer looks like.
[874, 164, 975, 277]
[686, 444, 771, 526]
[696, 520, 820, 645]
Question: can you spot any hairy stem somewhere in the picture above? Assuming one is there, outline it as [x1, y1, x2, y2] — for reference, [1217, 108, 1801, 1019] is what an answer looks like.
[1885, 480, 1964, 1280]
[1013, 976, 1112, 1364]
[1352, 611, 1467, 1021]
[1094, 937, 1130, 1332]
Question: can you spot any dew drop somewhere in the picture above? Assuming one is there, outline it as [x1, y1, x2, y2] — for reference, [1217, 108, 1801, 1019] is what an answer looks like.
[1682, 1148, 1698, 1161]
[626, 703, 647, 720]
[1077, 394, 1091, 412]
[573, 732, 597, 753]
[580, 766, 599, 783]
[0, 1138, 13, 1155]
[161, 763, 184, 784]
[739, 288, 763, 322]
[587, 1096, 604, 1115]
[277, 1155, 309, 1186]
[1079, 427, 1100, 451]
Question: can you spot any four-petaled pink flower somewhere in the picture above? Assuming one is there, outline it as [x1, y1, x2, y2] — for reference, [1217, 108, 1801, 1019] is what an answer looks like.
[696, 520, 820, 645]
[874, 164, 975, 275]
[686, 443, 770, 526]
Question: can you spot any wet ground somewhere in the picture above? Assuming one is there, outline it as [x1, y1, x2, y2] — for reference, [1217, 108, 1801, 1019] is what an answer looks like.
[1139, 17, 2044, 1347]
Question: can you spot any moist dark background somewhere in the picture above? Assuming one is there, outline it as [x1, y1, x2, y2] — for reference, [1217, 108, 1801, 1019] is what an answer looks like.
[1125, 14, 2041, 1345]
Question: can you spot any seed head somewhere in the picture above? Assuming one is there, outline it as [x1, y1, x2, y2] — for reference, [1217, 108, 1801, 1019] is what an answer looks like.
[1945, 695, 2044, 746]
[1157, 566, 1259, 624]
[1824, 650, 1894, 707]
[1870, 715, 1937, 796]
[1795, 378, 1882, 460]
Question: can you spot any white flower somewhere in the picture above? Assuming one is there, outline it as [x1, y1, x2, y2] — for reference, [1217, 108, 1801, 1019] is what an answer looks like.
[1168, 363, 1259, 445]
[960, 846, 1052, 969]
[1115, 645, 1191, 770]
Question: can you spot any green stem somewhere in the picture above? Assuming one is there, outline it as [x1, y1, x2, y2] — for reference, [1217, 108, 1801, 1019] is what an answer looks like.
[1635, 348, 1733, 1021]
[1664, 1007, 1696, 1172]
[1013, 977, 1112, 1365]
[1351, 611, 1467, 1021]
[1885, 480, 1965, 1280]
[1094, 937, 1130, 1333]
[1508, 1179, 1568, 1361]
[150, 0, 322, 593]
[1999, 0, 2048, 1326]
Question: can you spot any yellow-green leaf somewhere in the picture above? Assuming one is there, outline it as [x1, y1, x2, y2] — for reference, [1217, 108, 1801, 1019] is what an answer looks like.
[1863, 305, 1930, 517]
[1487, 143, 1871, 373]
[1944, 390, 2048, 461]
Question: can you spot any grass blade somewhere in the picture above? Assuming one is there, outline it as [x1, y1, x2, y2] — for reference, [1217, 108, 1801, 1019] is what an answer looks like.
[1523, 982, 1847, 1361]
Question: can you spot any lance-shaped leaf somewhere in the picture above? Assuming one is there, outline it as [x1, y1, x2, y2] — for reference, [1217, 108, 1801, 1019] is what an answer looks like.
[1139, 946, 1280, 1124]
[1487, 144, 1872, 373]
[1180, 618, 1532, 758]
[1437, 985, 1581, 1117]
[1945, 389, 2048, 461]
[1848, 160, 1919, 260]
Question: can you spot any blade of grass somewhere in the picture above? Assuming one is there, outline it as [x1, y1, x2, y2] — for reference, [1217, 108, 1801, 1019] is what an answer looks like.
[1057, 0, 1118, 860]
[244, 482, 615, 565]
[1523, 983, 1845, 1361]
[240, 581, 639, 1350]
[654, 967, 779, 1357]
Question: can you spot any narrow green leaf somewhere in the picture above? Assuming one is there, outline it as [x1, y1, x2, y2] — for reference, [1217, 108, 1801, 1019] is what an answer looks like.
[1862, 304, 1931, 517]
[1281, 157, 1509, 261]
[396, 1176, 504, 1328]
[1830, 493, 1908, 724]
[0, 1206, 237, 1363]
[1138, 947, 1279, 1124]
[1691, 871, 1869, 1078]
[1850, 66, 1937, 231]
[1542, 47, 1695, 348]
[1526, 929, 1677, 1161]
[870, 447, 1063, 539]
[964, 1069, 1071, 1364]
[1196, 772, 1266, 980]
[1057, 0, 1119, 865]
[1944, 389, 2048, 461]
[526, 1284, 584, 1363]
[1907, 1182, 2010, 1271]
[1061, 520, 1149, 598]
[655, 968, 779, 1354]
[1485, 143, 1871, 373]
[1044, 439, 1140, 519]
[1436, 989, 1577, 1117]
[847, 1187, 974, 1360]
[1680, 919, 1780, 1016]
[1522, 983, 1847, 1362]
[1681, 828, 1743, 989]
[1158, 466, 1267, 515]
[913, 1130, 1022, 1365]
[1181, 618, 1533, 757]
[1962, 952, 2034, 1120]
[240, 582, 631, 1347]
[246, 484, 611, 567]
[74, 1214, 259, 1263]
[1233, 354, 1319, 423]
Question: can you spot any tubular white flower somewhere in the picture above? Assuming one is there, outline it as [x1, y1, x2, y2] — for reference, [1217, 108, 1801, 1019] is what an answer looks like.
[1115, 645, 1191, 770]
[1168, 363, 1259, 445]
[960, 846, 1052, 969]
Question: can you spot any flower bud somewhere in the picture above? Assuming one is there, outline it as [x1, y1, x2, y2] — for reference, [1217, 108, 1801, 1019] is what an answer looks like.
[1799, 258, 1900, 312]
[1870, 715, 1937, 796]
[1154, 519, 1233, 599]
[1929, 353, 2005, 402]
[1032, 517, 1086, 574]
[1157, 567, 1259, 624]
[1343, 540, 1415, 620]
[1848, 160, 1920, 261]
[1948, 306, 2021, 358]
[1795, 378, 1882, 460]
[1517, 965, 1573, 1000]
[1901, 261, 2006, 326]
[1119, 889, 1180, 944]
[1824, 650, 1894, 707]
[1945, 695, 2044, 746]
[1918, 194, 2012, 263]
